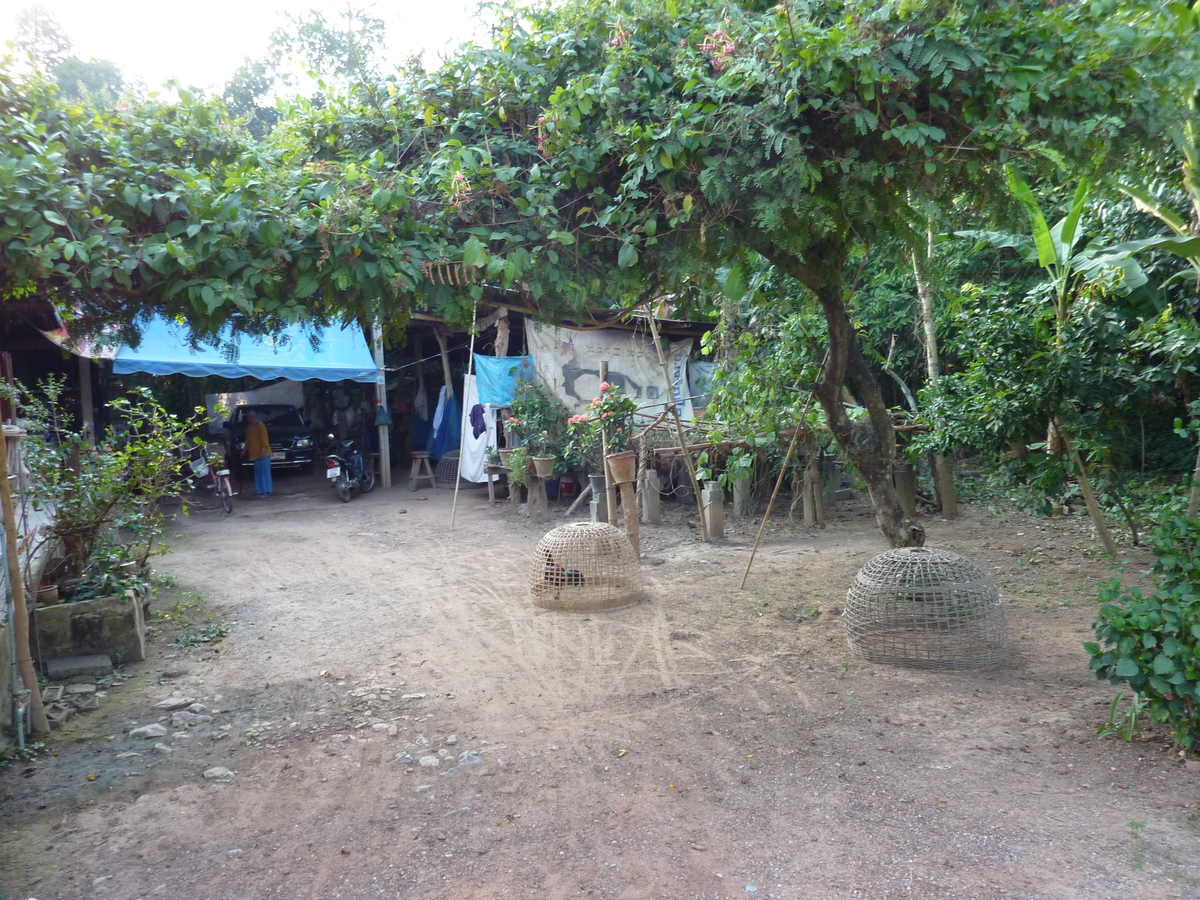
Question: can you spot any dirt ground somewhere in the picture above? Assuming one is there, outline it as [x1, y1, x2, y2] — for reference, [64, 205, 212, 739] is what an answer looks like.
[3, 469, 1200, 900]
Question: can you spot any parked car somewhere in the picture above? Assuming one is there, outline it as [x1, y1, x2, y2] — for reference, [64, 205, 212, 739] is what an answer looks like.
[223, 404, 315, 474]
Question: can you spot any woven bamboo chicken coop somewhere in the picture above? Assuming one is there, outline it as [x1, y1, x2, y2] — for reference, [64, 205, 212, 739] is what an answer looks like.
[844, 547, 1008, 669]
[434, 451, 461, 487]
[529, 522, 643, 611]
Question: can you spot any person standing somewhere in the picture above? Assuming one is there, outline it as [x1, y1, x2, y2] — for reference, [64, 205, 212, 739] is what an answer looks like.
[243, 409, 273, 498]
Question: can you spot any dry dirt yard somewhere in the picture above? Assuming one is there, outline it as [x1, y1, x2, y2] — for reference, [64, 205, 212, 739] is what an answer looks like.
[3, 474, 1200, 900]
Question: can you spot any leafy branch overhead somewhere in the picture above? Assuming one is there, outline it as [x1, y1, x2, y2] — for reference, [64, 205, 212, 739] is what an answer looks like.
[2, 0, 1194, 546]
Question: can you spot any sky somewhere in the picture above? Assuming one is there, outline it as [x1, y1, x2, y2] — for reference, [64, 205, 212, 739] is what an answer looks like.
[0, 1, 486, 93]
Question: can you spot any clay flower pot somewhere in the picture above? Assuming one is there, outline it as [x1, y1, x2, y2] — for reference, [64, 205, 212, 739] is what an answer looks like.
[531, 455, 556, 478]
[606, 450, 637, 485]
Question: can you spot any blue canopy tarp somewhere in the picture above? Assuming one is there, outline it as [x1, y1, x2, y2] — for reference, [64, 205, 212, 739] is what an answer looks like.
[113, 317, 377, 383]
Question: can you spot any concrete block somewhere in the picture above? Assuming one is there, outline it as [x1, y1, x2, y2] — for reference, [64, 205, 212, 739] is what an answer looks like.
[35, 594, 145, 667]
[732, 477, 752, 518]
[702, 485, 725, 539]
[43, 655, 113, 680]
[641, 472, 662, 525]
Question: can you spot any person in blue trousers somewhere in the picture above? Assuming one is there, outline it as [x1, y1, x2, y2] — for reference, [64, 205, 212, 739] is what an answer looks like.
[243, 409, 273, 498]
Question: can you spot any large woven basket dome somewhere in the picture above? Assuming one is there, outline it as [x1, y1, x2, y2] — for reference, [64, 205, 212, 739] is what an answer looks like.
[844, 547, 1008, 669]
[529, 522, 643, 611]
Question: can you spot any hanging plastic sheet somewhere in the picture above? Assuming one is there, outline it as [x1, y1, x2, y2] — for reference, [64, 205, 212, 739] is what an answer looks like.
[425, 387, 461, 461]
[473, 354, 533, 406]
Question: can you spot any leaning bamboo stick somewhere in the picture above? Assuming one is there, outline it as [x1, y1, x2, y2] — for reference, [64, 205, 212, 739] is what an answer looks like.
[643, 314, 708, 540]
[739, 389, 819, 591]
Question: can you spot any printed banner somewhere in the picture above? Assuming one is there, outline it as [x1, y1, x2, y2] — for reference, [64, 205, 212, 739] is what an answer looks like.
[527, 324, 694, 421]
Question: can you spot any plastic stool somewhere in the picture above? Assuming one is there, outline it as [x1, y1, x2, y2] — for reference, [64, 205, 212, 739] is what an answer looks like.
[408, 452, 436, 491]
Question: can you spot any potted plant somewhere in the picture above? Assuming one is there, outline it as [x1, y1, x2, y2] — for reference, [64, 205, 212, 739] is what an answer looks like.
[507, 376, 570, 476]
[566, 382, 640, 485]
[526, 430, 556, 478]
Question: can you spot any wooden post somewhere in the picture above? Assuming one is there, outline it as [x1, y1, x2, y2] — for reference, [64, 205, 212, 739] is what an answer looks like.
[529, 475, 549, 524]
[372, 321, 391, 489]
[619, 480, 639, 556]
[495, 310, 510, 357]
[435, 329, 454, 399]
[0, 427, 48, 735]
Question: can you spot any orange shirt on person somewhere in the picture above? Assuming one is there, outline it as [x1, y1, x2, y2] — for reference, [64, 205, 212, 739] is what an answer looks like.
[245, 420, 271, 460]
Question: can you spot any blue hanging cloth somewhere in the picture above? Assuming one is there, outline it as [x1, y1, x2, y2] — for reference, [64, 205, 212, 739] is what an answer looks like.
[474, 355, 533, 406]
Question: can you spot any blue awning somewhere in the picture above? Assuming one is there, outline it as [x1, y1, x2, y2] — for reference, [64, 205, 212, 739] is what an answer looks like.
[113, 317, 377, 383]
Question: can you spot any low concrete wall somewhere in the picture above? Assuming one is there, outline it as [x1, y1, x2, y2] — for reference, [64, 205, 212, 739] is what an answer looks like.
[34, 595, 146, 666]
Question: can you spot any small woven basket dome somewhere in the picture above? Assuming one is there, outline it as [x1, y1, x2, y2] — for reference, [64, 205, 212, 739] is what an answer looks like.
[434, 451, 461, 487]
[529, 522, 643, 611]
[844, 547, 1008, 669]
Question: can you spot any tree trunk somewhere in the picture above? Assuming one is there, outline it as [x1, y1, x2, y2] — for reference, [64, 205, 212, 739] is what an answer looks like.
[911, 238, 958, 518]
[1187, 440, 1200, 523]
[762, 242, 922, 548]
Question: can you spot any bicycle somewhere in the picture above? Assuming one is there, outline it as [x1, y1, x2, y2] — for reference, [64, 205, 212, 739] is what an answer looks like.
[186, 443, 235, 514]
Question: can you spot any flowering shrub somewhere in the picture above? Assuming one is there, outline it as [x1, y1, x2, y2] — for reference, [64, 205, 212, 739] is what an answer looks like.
[506, 377, 570, 459]
[565, 382, 640, 467]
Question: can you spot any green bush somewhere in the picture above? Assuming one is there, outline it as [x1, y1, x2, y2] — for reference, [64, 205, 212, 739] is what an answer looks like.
[1085, 515, 1200, 754]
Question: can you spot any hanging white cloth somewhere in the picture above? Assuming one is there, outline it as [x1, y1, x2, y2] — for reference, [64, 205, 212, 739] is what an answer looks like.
[458, 374, 497, 483]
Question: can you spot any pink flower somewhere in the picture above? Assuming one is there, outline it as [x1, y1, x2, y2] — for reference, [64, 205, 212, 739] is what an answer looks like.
[599, 382, 610, 391]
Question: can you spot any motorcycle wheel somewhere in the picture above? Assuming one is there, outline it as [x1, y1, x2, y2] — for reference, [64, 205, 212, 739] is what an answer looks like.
[334, 472, 353, 503]
[360, 465, 376, 494]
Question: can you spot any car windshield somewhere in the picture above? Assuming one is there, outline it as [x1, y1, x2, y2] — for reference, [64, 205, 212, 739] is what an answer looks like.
[237, 407, 304, 428]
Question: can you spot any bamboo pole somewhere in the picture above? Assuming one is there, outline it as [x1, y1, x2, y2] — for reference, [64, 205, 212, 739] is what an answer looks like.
[0, 427, 48, 734]
[600, 361, 619, 527]
[450, 305, 478, 531]
[740, 390, 819, 591]
[643, 315, 708, 540]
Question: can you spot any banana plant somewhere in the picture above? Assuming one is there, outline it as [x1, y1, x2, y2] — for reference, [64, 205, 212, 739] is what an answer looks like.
[956, 168, 1161, 323]
[953, 167, 1145, 555]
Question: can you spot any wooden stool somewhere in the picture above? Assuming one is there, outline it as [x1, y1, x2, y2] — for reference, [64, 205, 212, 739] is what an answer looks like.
[408, 452, 436, 491]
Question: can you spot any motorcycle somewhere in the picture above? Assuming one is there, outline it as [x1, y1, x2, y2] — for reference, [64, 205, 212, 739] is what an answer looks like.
[324, 434, 375, 502]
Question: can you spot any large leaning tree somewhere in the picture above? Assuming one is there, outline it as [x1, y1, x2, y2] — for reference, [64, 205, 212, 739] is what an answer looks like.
[284, 0, 1186, 546]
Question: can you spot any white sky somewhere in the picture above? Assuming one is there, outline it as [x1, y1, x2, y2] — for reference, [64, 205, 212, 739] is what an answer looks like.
[0, 1, 486, 92]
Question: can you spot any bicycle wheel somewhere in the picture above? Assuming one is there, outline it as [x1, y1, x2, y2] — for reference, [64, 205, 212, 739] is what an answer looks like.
[335, 472, 352, 502]
[218, 475, 234, 514]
